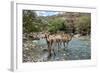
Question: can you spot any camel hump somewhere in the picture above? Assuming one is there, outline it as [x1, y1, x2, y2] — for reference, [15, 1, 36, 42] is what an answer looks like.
[56, 35, 62, 39]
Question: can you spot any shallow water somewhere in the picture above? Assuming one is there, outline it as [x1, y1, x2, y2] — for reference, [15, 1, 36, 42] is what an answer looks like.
[23, 36, 91, 62]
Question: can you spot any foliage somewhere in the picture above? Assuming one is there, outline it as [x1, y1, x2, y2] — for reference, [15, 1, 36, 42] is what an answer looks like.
[75, 15, 91, 35]
[23, 10, 42, 33]
[23, 10, 91, 35]
[48, 18, 66, 33]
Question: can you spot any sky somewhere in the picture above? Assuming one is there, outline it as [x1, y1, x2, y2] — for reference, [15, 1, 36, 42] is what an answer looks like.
[36, 11, 62, 16]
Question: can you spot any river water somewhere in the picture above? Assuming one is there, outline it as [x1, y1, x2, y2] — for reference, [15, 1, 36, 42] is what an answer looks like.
[23, 36, 91, 62]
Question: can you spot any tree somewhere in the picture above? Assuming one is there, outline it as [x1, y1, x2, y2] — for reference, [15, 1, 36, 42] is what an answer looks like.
[23, 10, 42, 33]
[48, 18, 65, 33]
[75, 15, 91, 35]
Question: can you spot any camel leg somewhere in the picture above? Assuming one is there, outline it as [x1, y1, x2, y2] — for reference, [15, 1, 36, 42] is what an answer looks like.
[47, 41, 52, 59]
[64, 42, 69, 51]
[53, 42, 56, 56]
[66, 42, 69, 49]
[48, 48, 52, 58]
[63, 41, 66, 47]
[48, 40, 54, 57]
[52, 49, 56, 56]
[63, 41, 69, 51]
[63, 42, 66, 50]
[59, 40, 62, 48]
[58, 42, 60, 52]
[51, 41, 56, 57]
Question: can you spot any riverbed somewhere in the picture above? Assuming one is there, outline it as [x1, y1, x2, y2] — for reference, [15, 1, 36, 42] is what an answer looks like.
[23, 36, 91, 62]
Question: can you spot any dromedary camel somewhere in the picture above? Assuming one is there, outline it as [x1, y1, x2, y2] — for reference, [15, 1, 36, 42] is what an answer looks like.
[45, 32, 73, 58]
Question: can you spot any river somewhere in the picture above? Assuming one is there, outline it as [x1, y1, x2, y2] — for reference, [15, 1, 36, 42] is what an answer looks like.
[23, 36, 91, 62]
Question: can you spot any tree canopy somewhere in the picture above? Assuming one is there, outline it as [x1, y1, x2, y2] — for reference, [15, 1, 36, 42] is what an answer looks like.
[23, 10, 91, 35]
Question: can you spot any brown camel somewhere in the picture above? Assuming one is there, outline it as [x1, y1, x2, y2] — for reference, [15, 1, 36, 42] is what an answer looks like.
[45, 32, 73, 58]
[62, 33, 73, 50]
[45, 34, 56, 58]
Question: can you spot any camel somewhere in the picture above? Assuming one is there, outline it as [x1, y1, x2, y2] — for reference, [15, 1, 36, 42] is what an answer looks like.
[54, 34, 62, 50]
[61, 33, 73, 50]
[45, 34, 56, 58]
[45, 32, 73, 58]
[28, 32, 73, 58]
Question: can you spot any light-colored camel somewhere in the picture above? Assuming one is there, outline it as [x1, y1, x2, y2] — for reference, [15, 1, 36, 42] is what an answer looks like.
[62, 33, 73, 50]
[45, 33, 73, 58]
[45, 34, 56, 57]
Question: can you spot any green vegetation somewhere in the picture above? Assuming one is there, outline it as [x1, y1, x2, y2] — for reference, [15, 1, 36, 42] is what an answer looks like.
[48, 18, 65, 33]
[75, 16, 91, 35]
[23, 10, 91, 35]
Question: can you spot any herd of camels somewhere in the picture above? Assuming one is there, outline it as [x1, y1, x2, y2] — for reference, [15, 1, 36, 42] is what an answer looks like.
[29, 32, 73, 58]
